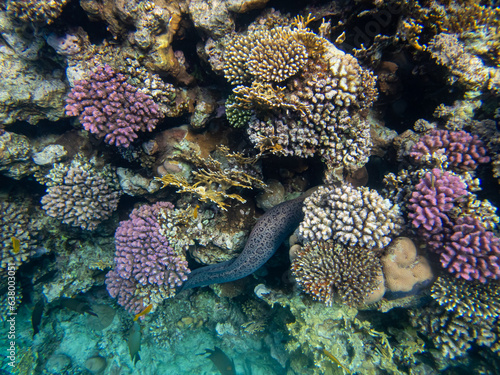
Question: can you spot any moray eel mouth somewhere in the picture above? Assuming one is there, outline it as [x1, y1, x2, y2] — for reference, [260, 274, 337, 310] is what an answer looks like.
[179, 189, 318, 291]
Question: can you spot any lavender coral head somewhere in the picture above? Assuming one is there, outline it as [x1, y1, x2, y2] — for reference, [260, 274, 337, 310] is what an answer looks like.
[65, 64, 163, 147]
[106, 202, 190, 314]
[410, 129, 489, 171]
[441, 216, 500, 283]
[408, 168, 467, 247]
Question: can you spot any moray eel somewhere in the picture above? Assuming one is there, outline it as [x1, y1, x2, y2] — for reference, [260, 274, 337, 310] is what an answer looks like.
[179, 194, 308, 291]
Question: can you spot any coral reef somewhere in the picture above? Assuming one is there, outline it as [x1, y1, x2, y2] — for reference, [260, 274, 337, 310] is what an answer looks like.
[2, 1, 500, 374]
[40, 234, 115, 302]
[41, 156, 122, 230]
[299, 184, 404, 250]
[291, 240, 383, 307]
[256, 287, 424, 374]
[106, 202, 190, 314]
[222, 15, 377, 172]
[65, 64, 163, 147]
[158, 200, 252, 266]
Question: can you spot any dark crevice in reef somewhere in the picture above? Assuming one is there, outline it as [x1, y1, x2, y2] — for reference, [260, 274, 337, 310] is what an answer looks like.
[55, 0, 110, 44]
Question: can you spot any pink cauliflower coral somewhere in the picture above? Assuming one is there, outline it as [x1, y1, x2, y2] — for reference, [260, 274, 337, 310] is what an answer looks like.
[408, 168, 467, 248]
[65, 64, 163, 147]
[441, 216, 500, 282]
[410, 129, 489, 171]
[106, 202, 190, 314]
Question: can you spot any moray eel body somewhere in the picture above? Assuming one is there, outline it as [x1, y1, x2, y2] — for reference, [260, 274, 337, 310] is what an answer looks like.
[179, 195, 306, 291]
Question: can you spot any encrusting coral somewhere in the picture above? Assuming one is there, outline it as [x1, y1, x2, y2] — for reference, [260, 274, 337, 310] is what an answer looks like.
[41, 155, 122, 230]
[0, 30, 67, 124]
[299, 184, 404, 250]
[291, 240, 383, 307]
[0, 130, 32, 179]
[381, 237, 434, 295]
[222, 15, 377, 172]
[106, 202, 190, 314]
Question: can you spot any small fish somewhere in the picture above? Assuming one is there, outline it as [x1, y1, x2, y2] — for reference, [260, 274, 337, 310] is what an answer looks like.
[11, 237, 20, 254]
[128, 321, 141, 365]
[59, 297, 98, 317]
[32, 300, 45, 337]
[321, 348, 351, 374]
[133, 304, 153, 321]
[192, 204, 200, 219]
[199, 346, 235, 375]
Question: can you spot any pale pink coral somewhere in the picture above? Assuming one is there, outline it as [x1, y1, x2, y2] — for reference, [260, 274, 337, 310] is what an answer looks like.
[65, 64, 163, 147]
[410, 129, 489, 171]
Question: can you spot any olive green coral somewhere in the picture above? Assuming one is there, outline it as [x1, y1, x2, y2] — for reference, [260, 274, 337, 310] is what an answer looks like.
[225, 94, 253, 128]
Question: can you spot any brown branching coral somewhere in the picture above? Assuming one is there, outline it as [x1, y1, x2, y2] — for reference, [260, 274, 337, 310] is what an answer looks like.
[410, 276, 500, 358]
[247, 27, 308, 83]
[401, 0, 500, 64]
[291, 240, 383, 307]
[41, 155, 122, 230]
[428, 33, 497, 91]
[0, 200, 39, 272]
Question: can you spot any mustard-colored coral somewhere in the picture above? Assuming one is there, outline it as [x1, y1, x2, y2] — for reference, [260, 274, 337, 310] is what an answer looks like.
[401, 0, 500, 63]
[247, 27, 308, 83]
[7, 0, 70, 24]
[155, 174, 245, 210]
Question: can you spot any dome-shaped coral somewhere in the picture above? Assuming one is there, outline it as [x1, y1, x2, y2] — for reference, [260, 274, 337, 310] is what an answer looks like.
[381, 237, 434, 294]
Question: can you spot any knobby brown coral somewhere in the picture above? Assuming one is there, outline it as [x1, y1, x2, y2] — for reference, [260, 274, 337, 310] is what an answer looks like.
[291, 240, 382, 307]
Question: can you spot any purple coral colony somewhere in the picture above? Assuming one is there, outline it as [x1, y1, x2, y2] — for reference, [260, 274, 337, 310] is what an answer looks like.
[0, 0, 499, 373]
